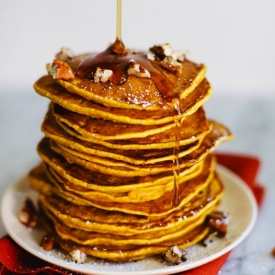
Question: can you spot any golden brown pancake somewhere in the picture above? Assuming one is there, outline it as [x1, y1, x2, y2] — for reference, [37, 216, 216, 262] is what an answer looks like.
[29, 41, 233, 262]
[34, 75, 212, 125]
[55, 56, 207, 110]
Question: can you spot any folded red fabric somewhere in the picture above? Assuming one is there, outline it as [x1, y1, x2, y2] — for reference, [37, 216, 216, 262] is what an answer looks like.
[0, 153, 265, 275]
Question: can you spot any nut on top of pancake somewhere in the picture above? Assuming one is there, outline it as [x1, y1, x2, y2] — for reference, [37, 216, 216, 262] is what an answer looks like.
[43, 40, 206, 111]
[29, 40, 233, 263]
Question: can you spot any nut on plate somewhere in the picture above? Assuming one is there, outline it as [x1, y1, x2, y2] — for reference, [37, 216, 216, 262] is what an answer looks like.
[40, 234, 55, 251]
[69, 249, 87, 264]
[19, 198, 38, 228]
[207, 211, 230, 235]
[163, 245, 187, 265]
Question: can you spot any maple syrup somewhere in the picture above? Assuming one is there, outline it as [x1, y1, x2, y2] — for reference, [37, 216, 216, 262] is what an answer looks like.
[172, 98, 181, 206]
[116, 0, 122, 40]
[76, 0, 183, 206]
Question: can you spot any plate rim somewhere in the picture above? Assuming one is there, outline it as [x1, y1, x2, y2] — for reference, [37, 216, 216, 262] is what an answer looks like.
[0, 164, 258, 275]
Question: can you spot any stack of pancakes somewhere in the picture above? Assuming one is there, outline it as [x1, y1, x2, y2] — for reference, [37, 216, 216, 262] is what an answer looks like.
[29, 41, 232, 262]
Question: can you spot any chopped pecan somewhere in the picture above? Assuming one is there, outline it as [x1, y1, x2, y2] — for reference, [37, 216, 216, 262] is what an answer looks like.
[163, 245, 187, 265]
[149, 43, 173, 60]
[19, 198, 38, 228]
[159, 56, 181, 72]
[93, 67, 113, 83]
[163, 56, 181, 67]
[40, 234, 55, 251]
[207, 211, 230, 236]
[148, 44, 185, 72]
[127, 59, 150, 78]
[69, 249, 87, 264]
[46, 59, 74, 81]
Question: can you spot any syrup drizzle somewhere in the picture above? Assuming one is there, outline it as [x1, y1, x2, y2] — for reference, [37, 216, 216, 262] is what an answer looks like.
[172, 98, 181, 206]
[76, 43, 175, 100]
[76, 0, 175, 100]
[76, 0, 182, 206]
[116, 0, 122, 40]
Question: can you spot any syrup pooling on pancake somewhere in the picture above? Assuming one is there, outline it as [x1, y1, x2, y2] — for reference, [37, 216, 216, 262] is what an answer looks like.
[75, 39, 206, 106]
[29, 40, 233, 262]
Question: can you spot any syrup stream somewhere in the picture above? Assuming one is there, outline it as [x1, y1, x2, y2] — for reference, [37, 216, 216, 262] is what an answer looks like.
[172, 98, 181, 206]
[78, 0, 182, 206]
[116, 0, 122, 40]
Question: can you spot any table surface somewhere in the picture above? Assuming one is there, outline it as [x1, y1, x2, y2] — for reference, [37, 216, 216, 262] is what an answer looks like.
[1, 92, 275, 274]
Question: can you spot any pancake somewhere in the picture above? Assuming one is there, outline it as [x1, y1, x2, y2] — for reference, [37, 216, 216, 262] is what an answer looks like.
[53, 103, 175, 140]
[39, 206, 211, 262]
[28, 41, 233, 263]
[30, 153, 215, 211]
[37, 117, 230, 178]
[34, 75, 212, 125]
[35, 170, 222, 261]
[44, 105, 211, 150]
[52, 103, 211, 141]
[46, 121, 229, 177]
[42, 106, 209, 151]
[55, 56, 207, 111]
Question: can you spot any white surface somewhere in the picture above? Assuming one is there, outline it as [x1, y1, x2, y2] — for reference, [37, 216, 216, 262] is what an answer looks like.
[0, 0, 275, 96]
[1, 166, 257, 275]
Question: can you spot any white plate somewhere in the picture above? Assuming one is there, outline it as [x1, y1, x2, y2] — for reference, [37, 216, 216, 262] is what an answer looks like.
[1, 164, 258, 275]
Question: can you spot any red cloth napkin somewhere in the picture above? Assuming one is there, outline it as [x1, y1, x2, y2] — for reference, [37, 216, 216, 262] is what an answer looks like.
[0, 153, 265, 275]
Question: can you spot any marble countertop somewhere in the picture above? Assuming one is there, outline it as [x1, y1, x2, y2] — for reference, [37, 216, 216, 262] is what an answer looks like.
[1, 92, 275, 274]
